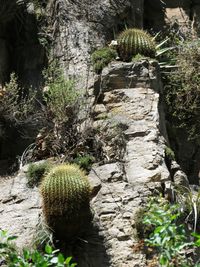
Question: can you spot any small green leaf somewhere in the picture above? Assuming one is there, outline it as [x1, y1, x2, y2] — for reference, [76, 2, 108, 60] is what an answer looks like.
[45, 244, 52, 254]
[58, 253, 65, 264]
[7, 236, 18, 241]
[65, 256, 73, 264]
[160, 254, 168, 265]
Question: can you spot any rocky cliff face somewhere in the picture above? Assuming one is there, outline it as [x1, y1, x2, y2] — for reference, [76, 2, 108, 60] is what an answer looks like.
[0, 61, 173, 266]
[0, 0, 197, 266]
[87, 60, 170, 266]
[49, 0, 200, 88]
[144, 0, 200, 34]
[49, 0, 143, 86]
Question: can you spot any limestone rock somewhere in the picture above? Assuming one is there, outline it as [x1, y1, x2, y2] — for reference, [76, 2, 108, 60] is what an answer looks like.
[89, 163, 123, 183]
[87, 61, 170, 266]
[94, 61, 170, 187]
[173, 170, 190, 189]
[0, 170, 41, 248]
[50, 0, 144, 87]
[144, 0, 200, 35]
[88, 169, 102, 198]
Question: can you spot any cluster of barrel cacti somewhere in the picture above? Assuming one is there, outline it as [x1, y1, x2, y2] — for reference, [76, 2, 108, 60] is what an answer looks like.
[40, 164, 91, 239]
[117, 28, 156, 61]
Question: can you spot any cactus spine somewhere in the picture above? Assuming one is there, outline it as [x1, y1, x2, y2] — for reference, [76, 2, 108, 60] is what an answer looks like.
[117, 28, 156, 61]
[40, 164, 91, 239]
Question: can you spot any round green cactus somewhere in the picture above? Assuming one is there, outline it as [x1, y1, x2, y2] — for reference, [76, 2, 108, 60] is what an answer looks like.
[117, 28, 156, 61]
[40, 164, 91, 239]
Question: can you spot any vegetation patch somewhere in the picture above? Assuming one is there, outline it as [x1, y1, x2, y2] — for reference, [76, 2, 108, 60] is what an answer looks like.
[0, 229, 77, 266]
[165, 146, 175, 161]
[26, 160, 52, 187]
[134, 196, 200, 267]
[73, 154, 94, 171]
[0, 73, 37, 127]
[164, 39, 200, 142]
[91, 47, 117, 74]
[43, 61, 80, 123]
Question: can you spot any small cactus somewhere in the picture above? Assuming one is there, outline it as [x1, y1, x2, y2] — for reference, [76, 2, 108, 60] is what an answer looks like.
[117, 28, 156, 61]
[40, 164, 91, 239]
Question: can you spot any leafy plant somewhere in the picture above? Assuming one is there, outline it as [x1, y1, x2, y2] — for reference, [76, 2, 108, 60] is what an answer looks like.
[40, 164, 91, 239]
[143, 197, 192, 266]
[91, 47, 117, 73]
[27, 161, 52, 187]
[28, 61, 87, 160]
[0, 229, 77, 266]
[117, 28, 156, 61]
[154, 34, 176, 70]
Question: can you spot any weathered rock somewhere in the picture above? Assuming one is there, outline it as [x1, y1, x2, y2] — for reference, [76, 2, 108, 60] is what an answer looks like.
[0, 59, 172, 266]
[89, 163, 123, 183]
[0, 169, 41, 248]
[173, 170, 190, 189]
[93, 104, 108, 119]
[144, 0, 200, 35]
[49, 0, 144, 87]
[94, 61, 169, 187]
[88, 169, 102, 198]
[87, 61, 169, 266]
[96, 61, 158, 93]
[89, 177, 148, 267]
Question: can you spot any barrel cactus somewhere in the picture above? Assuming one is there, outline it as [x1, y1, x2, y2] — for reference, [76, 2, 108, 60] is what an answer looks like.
[117, 28, 156, 61]
[40, 164, 91, 239]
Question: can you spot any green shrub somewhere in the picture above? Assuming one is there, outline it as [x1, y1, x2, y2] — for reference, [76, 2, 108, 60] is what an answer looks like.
[32, 61, 85, 159]
[164, 40, 200, 142]
[143, 197, 195, 266]
[40, 164, 91, 239]
[73, 154, 94, 171]
[43, 78, 79, 123]
[0, 73, 36, 124]
[43, 61, 80, 123]
[0, 229, 77, 266]
[27, 161, 52, 187]
[91, 47, 117, 73]
[165, 146, 175, 161]
[117, 28, 156, 61]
